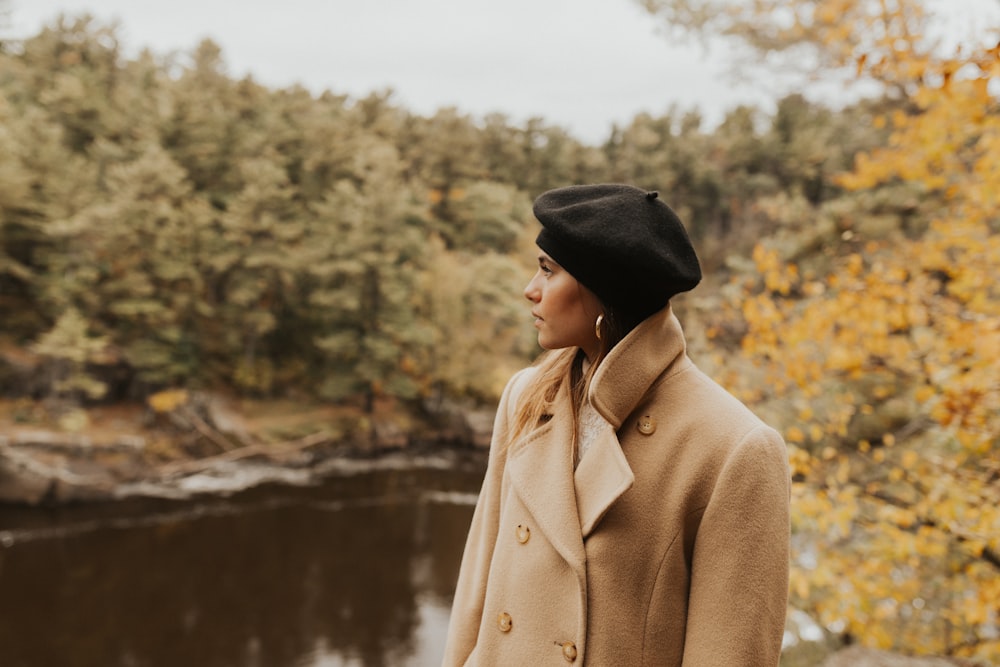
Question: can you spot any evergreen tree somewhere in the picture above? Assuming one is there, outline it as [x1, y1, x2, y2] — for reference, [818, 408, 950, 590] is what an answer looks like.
[307, 140, 432, 410]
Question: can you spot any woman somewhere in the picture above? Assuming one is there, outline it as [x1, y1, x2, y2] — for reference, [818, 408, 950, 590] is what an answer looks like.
[443, 184, 790, 666]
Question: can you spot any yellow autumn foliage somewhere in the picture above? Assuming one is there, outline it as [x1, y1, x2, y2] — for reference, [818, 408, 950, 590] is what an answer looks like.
[146, 388, 190, 414]
[701, 0, 1000, 661]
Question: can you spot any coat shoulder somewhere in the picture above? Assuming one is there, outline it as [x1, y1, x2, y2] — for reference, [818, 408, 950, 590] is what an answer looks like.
[640, 358, 785, 465]
[483, 366, 540, 464]
[655, 360, 764, 424]
[506, 366, 539, 405]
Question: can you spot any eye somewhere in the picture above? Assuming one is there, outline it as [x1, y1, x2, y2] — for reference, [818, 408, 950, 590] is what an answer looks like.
[539, 261, 553, 276]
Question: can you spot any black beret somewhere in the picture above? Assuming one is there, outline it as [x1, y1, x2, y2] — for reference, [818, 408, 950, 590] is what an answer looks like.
[533, 183, 701, 328]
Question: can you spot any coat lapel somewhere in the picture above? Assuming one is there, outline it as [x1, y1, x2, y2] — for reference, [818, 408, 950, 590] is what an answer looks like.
[589, 304, 687, 429]
[507, 381, 587, 569]
[574, 424, 634, 538]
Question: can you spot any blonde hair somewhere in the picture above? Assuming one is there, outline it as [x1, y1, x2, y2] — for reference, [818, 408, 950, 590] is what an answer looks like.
[506, 307, 627, 458]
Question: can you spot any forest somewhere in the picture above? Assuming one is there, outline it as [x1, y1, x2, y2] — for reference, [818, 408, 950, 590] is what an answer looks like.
[0, 0, 997, 663]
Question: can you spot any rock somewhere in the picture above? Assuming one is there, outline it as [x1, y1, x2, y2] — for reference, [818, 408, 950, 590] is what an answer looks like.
[462, 409, 496, 448]
[0, 444, 117, 504]
[113, 435, 147, 450]
[372, 417, 407, 449]
[780, 608, 840, 667]
[203, 391, 252, 442]
[0, 446, 54, 504]
[11, 429, 93, 449]
[820, 646, 976, 667]
[420, 394, 497, 449]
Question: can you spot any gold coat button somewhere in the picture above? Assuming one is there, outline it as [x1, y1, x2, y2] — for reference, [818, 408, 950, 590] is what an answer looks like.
[515, 524, 531, 544]
[497, 612, 512, 633]
[637, 415, 656, 435]
[561, 641, 578, 662]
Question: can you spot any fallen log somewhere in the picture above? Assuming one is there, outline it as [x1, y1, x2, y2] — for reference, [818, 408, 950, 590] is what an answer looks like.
[155, 431, 333, 478]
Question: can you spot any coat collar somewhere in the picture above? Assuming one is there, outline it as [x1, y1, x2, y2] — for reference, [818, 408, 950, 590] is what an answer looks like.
[588, 304, 688, 429]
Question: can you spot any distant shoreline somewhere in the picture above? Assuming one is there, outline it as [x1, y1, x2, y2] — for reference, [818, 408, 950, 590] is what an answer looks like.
[0, 395, 494, 506]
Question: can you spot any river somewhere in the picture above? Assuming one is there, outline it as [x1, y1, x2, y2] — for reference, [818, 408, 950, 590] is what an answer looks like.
[0, 455, 486, 667]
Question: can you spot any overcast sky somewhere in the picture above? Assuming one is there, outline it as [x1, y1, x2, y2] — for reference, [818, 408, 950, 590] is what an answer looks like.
[7, 0, 999, 144]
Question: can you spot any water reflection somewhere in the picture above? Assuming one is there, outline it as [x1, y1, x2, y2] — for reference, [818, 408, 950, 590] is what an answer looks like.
[0, 459, 484, 667]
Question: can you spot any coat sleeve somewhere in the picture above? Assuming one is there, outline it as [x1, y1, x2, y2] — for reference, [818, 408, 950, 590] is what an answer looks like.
[441, 368, 533, 667]
[681, 424, 791, 667]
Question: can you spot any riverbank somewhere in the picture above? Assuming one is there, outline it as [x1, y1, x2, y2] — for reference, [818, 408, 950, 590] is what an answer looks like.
[0, 391, 495, 506]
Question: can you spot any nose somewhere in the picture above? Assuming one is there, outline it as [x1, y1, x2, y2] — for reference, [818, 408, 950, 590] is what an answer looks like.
[524, 272, 541, 303]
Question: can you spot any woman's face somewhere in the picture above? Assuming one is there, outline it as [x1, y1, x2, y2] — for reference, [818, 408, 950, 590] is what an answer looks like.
[524, 250, 602, 360]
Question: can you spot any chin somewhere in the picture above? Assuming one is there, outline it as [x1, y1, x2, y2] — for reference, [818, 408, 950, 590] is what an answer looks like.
[537, 336, 558, 351]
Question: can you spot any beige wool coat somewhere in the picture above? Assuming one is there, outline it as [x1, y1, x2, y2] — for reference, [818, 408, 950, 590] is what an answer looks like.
[442, 305, 791, 666]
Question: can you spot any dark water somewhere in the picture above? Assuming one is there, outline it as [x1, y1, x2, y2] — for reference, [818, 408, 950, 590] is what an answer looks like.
[0, 456, 485, 667]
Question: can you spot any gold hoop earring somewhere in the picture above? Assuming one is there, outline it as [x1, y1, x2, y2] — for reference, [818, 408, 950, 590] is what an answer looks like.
[595, 314, 604, 340]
